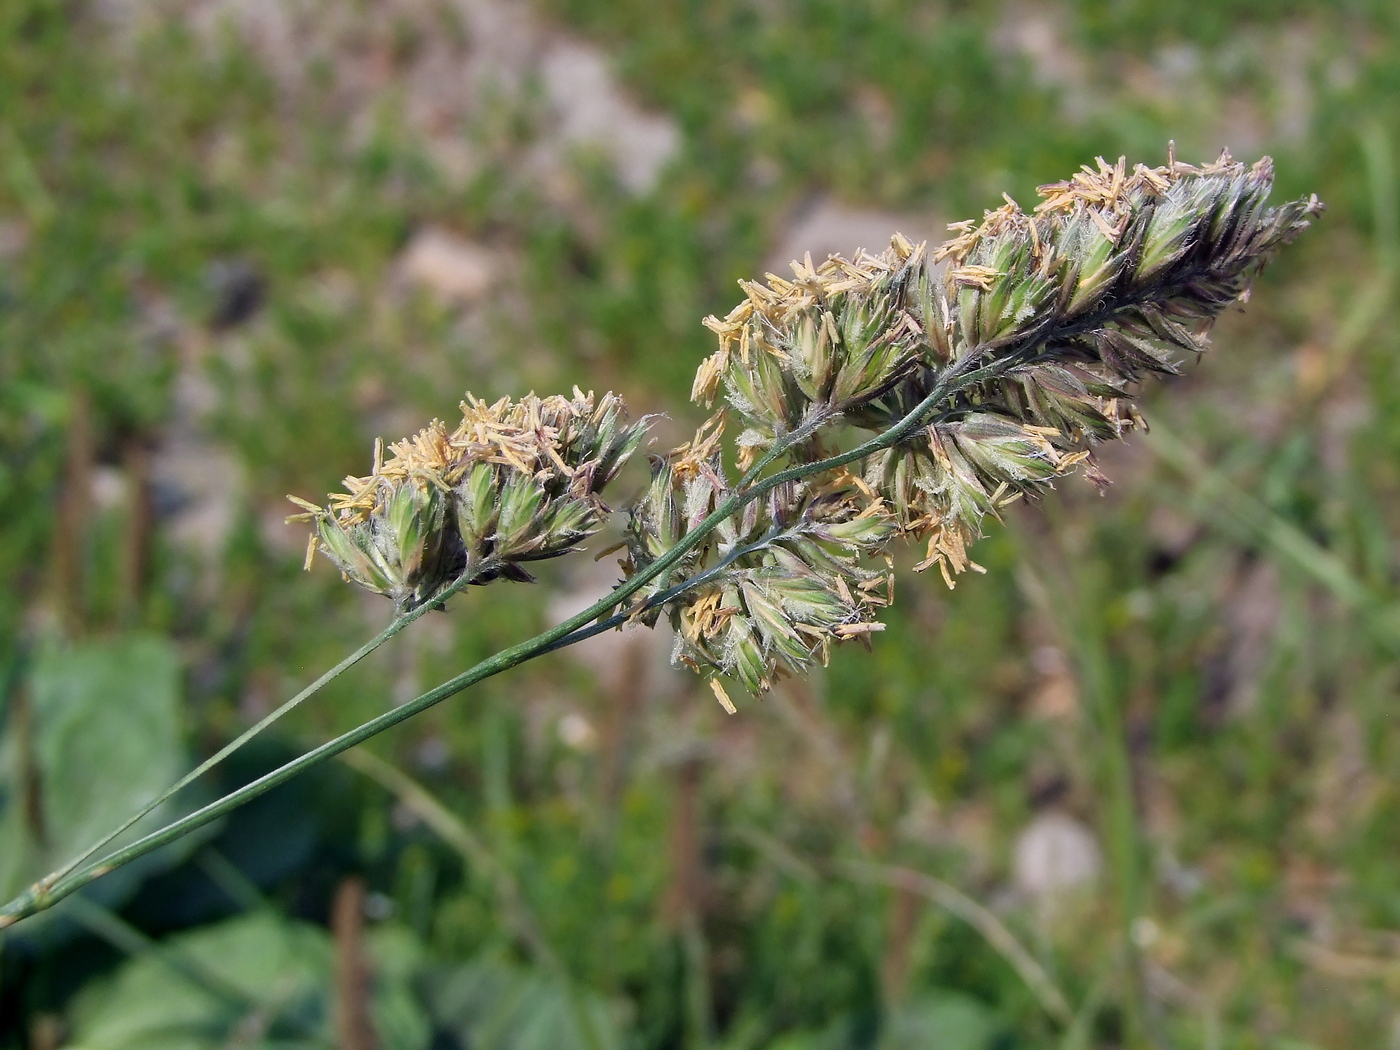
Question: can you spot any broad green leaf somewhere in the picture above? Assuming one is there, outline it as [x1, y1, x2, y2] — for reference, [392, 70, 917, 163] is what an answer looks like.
[425, 960, 628, 1050]
[64, 912, 432, 1050]
[65, 911, 330, 1050]
[0, 634, 186, 905]
[763, 993, 997, 1050]
[882, 992, 999, 1050]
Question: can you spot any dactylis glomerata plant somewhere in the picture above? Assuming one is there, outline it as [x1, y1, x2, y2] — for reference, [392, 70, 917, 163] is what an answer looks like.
[0, 148, 1321, 927]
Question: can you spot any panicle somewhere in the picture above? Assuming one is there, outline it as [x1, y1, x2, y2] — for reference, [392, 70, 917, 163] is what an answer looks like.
[292, 148, 1317, 701]
[289, 389, 650, 610]
[632, 146, 1320, 706]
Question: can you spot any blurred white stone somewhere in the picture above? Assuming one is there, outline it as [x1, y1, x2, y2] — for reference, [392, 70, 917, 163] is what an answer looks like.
[1012, 812, 1102, 900]
[1029, 645, 1078, 719]
[0, 219, 29, 259]
[397, 227, 498, 303]
[112, 0, 680, 197]
[557, 712, 597, 751]
[992, 3, 1093, 122]
[90, 466, 130, 511]
[539, 39, 681, 194]
[1131, 915, 1160, 948]
[767, 199, 944, 276]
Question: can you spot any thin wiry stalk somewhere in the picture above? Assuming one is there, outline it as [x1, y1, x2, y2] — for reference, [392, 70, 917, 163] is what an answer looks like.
[1147, 421, 1400, 654]
[838, 861, 1073, 1026]
[1068, 563, 1161, 1050]
[33, 562, 489, 895]
[340, 750, 613, 1050]
[1015, 536, 1164, 1048]
[339, 750, 608, 1050]
[534, 528, 787, 658]
[337, 747, 558, 970]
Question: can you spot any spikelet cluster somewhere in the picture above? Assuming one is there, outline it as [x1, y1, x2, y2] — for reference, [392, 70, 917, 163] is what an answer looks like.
[290, 390, 648, 610]
[624, 416, 899, 695]
[632, 147, 1320, 702]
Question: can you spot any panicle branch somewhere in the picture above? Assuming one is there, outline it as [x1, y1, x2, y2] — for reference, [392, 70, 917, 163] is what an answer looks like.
[288, 389, 650, 610]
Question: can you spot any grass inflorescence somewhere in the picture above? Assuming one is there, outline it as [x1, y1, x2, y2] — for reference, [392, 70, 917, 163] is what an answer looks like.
[287, 147, 1319, 705]
[620, 148, 1320, 700]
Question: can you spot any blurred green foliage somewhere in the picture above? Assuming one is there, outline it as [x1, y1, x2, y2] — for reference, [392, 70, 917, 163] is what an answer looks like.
[2, 0, 1399, 1047]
